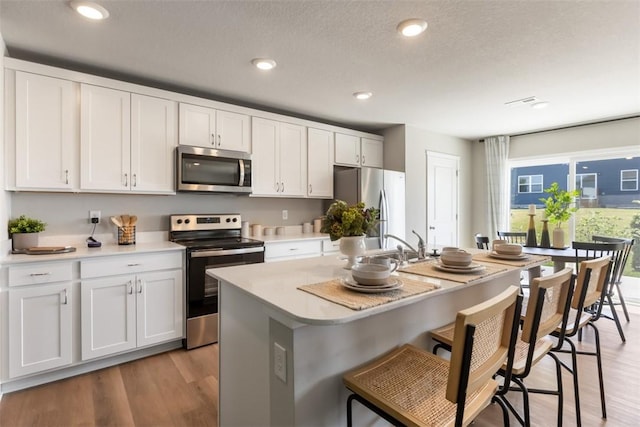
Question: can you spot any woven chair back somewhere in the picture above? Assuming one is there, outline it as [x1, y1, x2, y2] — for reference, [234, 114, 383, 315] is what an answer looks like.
[446, 286, 521, 403]
[571, 256, 612, 310]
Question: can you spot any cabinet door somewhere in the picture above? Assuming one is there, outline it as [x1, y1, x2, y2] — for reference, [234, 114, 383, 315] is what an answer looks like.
[251, 117, 279, 195]
[15, 72, 78, 190]
[136, 270, 183, 347]
[80, 84, 131, 191]
[8, 283, 72, 377]
[279, 122, 307, 196]
[131, 94, 177, 193]
[81, 275, 137, 360]
[216, 110, 250, 152]
[178, 103, 216, 148]
[334, 133, 360, 166]
[361, 138, 383, 168]
[307, 128, 333, 198]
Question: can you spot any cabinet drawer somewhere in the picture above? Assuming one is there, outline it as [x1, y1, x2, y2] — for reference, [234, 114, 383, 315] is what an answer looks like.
[265, 240, 322, 259]
[8, 262, 73, 287]
[81, 252, 182, 279]
[322, 238, 341, 253]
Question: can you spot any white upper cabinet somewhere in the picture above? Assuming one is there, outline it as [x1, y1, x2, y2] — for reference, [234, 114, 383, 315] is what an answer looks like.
[360, 137, 383, 168]
[179, 103, 250, 152]
[335, 133, 383, 168]
[14, 72, 78, 190]
[81, 84, 177, 193]
[131, 94, 178, 192]
[334, 133, 361, 166]
[252, 117, 307, 197]
[307, 128, 334, 198]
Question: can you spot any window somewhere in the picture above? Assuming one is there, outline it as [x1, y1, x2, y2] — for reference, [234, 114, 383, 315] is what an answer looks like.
[518, 175, 543, 193]
[621, 169, 638, 191]
[576, 173, 597, 199]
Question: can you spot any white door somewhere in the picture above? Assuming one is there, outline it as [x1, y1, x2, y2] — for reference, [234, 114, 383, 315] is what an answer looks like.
[251, 117, 279, 195]
[81, 276, 137, 360]
[178, 102, 216, 148]
[279, 122, 307, 196]
[334, 133, 360, 166]
[216, 110, 250, 152]
[136, 270, 183, 347]
[15, 72, 78, 190]
[80, 84, 131, 191]
[130, 94, 177, 193]
[307, 128, 334, 198]
[361, 138, 383, 168]
[8, 283, 72, 378]
[427, 152, 459, 247]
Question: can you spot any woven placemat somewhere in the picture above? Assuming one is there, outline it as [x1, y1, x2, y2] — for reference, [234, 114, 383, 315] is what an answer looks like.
[472, 252, 551, 268]
[298, 276, 440, 311]
[398, 261, 508, 284]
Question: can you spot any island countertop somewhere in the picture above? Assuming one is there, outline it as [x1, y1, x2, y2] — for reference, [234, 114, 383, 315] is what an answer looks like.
[208, 254, 521, 326]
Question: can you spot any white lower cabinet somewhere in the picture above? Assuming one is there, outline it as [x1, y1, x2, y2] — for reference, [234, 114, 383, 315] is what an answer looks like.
[81, 269, 183, 360]
[8, 282, 72, 378]
[264, 240, 323, 262]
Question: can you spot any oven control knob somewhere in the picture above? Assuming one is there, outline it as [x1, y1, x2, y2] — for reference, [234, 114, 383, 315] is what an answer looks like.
[185, 219, 191, 224]
[176, 219, 183, 224]
[226, 218, 231, 223]
[232, 218, 238, 222]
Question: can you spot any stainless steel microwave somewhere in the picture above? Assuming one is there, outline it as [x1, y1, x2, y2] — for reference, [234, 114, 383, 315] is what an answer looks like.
[176, 146, 252, 194]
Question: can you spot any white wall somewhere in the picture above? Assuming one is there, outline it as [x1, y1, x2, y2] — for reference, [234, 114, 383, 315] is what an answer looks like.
[384, 125, 474, 248]
[0, 30, 9, 256]
[471, 117, 640, 238]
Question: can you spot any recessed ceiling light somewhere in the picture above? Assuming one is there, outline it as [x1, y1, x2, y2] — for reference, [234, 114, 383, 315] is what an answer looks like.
[531, 101, 550, 109]
[251, 58, 277, 71]
[69, 1, 109, 20]
[353, 92, 373, 100]
[397, 19, 428, 37]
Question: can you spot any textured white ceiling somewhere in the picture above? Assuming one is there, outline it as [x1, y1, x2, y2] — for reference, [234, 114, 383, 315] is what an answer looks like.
[1, 0, 639, 140]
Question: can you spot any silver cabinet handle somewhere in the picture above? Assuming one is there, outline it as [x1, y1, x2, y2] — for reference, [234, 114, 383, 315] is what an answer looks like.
[65, 169, 69, 185]
[356, 154, 360, 163]
[276, 182, 280, 192]
[309, 184, 312, 194]
[30, 272, 51, 277]
[127, 263, 141, 267]
[217, 134, 221, 146]
[362, 155, 366, 165]
[62, 288, 68, 305]
[137, 279, 143, 294]
[124, 173, 128, 187]
[281, 182, 284, 193]
[132, 174, 137, 187]
[211, 133, 216, 145]
[128, 281, 133, 295]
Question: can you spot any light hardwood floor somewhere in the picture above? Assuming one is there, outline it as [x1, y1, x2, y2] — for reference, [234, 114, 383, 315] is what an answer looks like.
[1, 310, 637, 426]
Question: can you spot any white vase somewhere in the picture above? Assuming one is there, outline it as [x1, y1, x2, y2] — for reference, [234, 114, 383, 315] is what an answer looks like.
[340, 236, 366, 270]
[12, 232, 39, 250]
[552, 227, 565, 249]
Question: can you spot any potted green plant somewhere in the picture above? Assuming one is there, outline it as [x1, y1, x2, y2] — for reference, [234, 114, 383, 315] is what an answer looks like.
[8, 215, 46, 250]
[539, 182, 580, 248]
[321, 200, 379, 269]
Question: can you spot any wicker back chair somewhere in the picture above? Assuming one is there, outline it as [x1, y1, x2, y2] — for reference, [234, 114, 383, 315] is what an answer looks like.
[343, 286, 522, 427]
[497, 231, 527, 244]
[552, 255, 612, 425]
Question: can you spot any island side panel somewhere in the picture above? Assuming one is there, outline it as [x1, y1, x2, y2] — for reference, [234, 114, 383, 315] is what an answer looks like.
[219, 282, 271, 426]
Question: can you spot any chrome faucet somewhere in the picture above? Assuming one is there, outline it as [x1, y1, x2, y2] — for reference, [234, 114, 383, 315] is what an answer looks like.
[384, 231, 427, 260]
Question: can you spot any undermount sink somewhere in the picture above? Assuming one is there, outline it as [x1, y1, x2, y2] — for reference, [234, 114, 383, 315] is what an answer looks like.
[361, 248, 427, 265]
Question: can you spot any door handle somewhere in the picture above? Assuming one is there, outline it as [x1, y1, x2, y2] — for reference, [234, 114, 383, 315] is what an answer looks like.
[124, 173, 128, 187]
[62, 288, 68, 305]
[65, 169, 69, 184]
[429, 226, 436, 230]
[132, 174, 137, 187]
[137, 279, 143, 294]
[362, 155, 366, 165]
[211, 133, 215, 145]
[128, 280, 133, 295]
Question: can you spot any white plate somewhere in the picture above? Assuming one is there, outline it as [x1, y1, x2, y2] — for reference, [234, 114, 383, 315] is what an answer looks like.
[342, 278, 403, 293]
[437, 260, 484, 270]
[434, 263, 486, 274]
[489, 251, 529, 260]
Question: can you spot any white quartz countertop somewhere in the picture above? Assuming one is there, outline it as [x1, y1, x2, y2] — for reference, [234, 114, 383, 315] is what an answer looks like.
[1, 241, 184, 265]
[209, 254, 520, 326]
[258, 233, 330, 243]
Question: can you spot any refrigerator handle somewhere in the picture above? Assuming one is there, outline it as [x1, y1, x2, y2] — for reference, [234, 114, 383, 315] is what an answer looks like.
[380, 189, 389, 248]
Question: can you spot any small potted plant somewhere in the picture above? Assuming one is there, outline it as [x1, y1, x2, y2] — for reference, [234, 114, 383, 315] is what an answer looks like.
[321, 200, 379, 268]
[8, 215, 46, 250]
[539, 182, 580, 248]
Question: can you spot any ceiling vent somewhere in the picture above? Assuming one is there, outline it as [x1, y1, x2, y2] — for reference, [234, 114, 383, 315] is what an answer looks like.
[504, 96, 541, 107]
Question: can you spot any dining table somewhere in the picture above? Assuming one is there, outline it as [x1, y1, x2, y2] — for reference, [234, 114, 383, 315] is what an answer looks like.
[521, 246, 587, 272]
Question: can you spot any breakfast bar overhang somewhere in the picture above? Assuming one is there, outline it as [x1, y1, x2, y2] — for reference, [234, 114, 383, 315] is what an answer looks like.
[209, 255, 526, 426]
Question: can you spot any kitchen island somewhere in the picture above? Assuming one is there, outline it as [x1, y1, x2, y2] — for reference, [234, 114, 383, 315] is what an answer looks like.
[209, 255, 522, 426]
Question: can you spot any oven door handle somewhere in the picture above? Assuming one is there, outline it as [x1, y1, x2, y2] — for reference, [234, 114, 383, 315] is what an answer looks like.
[190, 246, 265, 258]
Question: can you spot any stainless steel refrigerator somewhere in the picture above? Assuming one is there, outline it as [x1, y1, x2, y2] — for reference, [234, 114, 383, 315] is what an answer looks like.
[333, 166, 406, 250]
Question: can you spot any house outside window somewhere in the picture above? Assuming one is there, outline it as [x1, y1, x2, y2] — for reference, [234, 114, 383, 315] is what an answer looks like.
[517, 175, 543, 193]
[621, 169, 639, 191]
[576, 173, 597, 199]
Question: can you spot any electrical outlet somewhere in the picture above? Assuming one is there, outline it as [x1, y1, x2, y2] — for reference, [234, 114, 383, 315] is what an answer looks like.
[282, 210, 288, 220]
[89, 210, 101, 224]
[274, 342, 287, 383]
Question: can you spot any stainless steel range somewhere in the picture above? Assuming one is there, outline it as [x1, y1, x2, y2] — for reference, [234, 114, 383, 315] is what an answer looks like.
[169, 214, 264, 349]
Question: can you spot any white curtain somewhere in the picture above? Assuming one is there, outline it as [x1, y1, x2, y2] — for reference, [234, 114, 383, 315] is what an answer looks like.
[484, 136, 510, 240]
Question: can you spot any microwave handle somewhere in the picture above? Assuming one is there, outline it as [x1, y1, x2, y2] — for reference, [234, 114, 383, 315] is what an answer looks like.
[238, 159, 245, 186]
